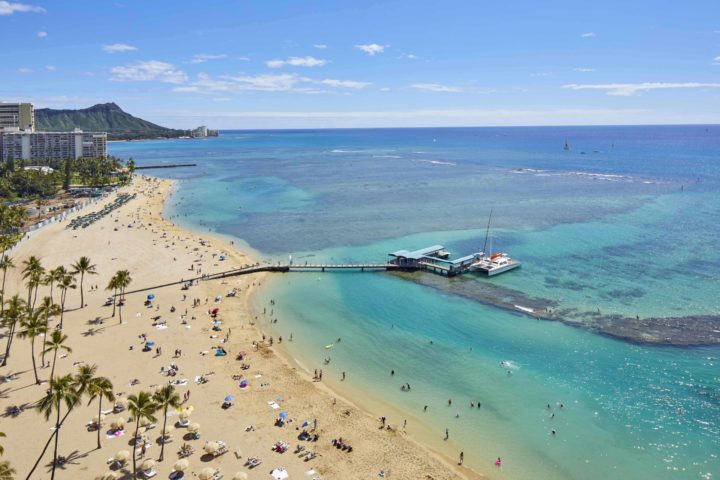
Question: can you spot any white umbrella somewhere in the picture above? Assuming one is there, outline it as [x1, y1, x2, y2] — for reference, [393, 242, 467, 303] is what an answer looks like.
[203, 441, 219, 454]
[173, 459, 190, 471]
[198, 467, 216, 480]
[114, 450, 130, 462]
[232, 473, 248, 480]
[141, 459, 156, 470]
[187, 422, 200, 433]
[271, 468, 289, 480]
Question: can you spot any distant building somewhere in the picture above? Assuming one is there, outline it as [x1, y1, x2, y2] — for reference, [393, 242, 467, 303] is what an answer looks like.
[0, 128, 107, 161]
[191, 125, 219, 138]
[0, 102, 35, 131]
[23, 165, 55, 174]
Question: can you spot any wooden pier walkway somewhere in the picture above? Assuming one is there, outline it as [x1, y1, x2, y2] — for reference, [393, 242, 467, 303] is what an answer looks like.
[118, 263, 398, 296]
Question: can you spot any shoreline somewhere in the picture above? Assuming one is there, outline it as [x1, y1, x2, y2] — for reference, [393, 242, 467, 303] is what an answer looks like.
[0, 175, 482, 480]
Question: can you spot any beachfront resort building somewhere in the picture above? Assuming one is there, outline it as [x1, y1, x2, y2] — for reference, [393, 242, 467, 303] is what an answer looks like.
[191, 125, 219, 138]
[0, 128, 107, 161]
[0, 102, 35, 131]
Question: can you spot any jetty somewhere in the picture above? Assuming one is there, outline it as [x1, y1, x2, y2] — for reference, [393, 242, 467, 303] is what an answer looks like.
[135, 163, 197, 170]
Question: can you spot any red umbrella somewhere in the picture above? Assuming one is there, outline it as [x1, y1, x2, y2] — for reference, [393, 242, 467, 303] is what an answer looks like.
[211, 307, 220, 315]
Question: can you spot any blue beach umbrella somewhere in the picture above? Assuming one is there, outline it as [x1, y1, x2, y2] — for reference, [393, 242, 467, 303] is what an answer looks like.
[146, 341, 155, 347]
[224, 395, 234, 402]
[278, 411, 288, 419]
[147, 294, 155, 300]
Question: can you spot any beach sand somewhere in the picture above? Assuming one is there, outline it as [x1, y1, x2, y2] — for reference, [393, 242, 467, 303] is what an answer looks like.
[0, 176, 482, 480]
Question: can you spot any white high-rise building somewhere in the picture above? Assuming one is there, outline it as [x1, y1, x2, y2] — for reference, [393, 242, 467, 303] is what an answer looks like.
[0, 102, 35, 131]
[0, 128, 107, 161]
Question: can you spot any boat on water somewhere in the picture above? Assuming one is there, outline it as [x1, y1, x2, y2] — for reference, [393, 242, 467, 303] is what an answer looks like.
[471, 251, 521, 276]
[469, 208, 521, 276]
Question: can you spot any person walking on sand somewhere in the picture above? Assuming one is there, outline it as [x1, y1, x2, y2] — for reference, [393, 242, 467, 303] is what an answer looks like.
[459, 451, 464, 465]
[444, 428, 449, 440]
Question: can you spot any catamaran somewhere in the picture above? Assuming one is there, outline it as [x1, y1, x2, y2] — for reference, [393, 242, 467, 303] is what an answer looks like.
[470, 209, 521, 276]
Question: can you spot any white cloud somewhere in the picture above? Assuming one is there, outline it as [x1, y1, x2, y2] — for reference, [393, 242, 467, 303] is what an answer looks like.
[380, 87, 391, 92]
[317, 79, 370, 89]
[237, 56, 250, 61]
[530, 72, 553, 77]
[411, 83, 462, 93]
[313, 44, 327, 49]
[266, 56, 327, 68]
[574, 67, 595, 72]
[355, 43, 385, 56]
[404, 53, 418, 59]
[0, 1, 44, 15]
[17, 67, 32, 73]
[45, 65, 55, 71]
[563, 82, 720, 96]
[37, 31, 47, 38]
[581, 32, 596, 38]
[111, 60, 188, 83]
[713, 56, 720, 65]
[189, 53, 227, 64]
[103, 43, 137, 53]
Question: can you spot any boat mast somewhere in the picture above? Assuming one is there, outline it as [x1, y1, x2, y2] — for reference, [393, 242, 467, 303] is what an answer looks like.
[482, 208, 493, 256]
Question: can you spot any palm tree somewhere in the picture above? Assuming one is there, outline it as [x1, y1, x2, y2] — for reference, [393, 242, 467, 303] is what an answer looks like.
[71, 257, 97, 309]
[0, 430, 5, 455]
[74, 363, 98, 396]
[42, 330, 72, 387]
[114, 270, 132, 324]
[37, 374, 79, 480]
[17, 308, 47, 384]
[0, 255, 14, 311]
[127, 391, 157, 479]
[57, 274, 76, 329]
[106, 275, 118, 317]
[37, 297, 61, 365]
[152, 385, 181, 461]
[0, 461, 15, 480]
[87, 376, 114, 449]
[1, 295, 27, 367]
[45, 266, 66, 305]
[21, 256, 45, 312]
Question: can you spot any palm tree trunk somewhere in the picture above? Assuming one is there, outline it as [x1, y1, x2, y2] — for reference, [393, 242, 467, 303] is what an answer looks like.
[118, 289, 123, 324]
[159, 405, 168, 461]
[32, 283, 40, 312]
[96, 397, 103, 449]
[1, 268, 7, 313]
[41, 313, 49, 365]
[30, 336, 39, 384]
[50, 347, 58, 388]
[49, 281, 54, 305]
[50, 400, 61, 480]
[111, 287, 117, 317]
[25, 407, 71, 480]
[79, 272, 84, 309]
[132, 417, 140, 479]
[59, 291, 66, 329]
[1, 322, 15, 367]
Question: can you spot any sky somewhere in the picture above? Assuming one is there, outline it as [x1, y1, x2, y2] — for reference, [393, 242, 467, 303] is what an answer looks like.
[1, 0, 719, 129]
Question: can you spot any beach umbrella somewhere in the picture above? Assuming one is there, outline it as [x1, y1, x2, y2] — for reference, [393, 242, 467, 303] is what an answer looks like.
[92, 414, 106, 424]
[187, 422, 200, 433]
[179, 411, 191, 420]
[173, 459, 190, 471]
[147, 294, 155, 300]
[198, 468, 216, 480]
[232, 473, 248, 480]
[239, 380, 248, 388]
[114, 450, 131, 462]
[140, 417, 153, 427]
[203, 441, 219, 454]
[110, 418, 126, 430]
[278, 411, 288, 420]
[141, 459, 156, 471]
[271, 468, 289, 480]
[146, 341, 156, 347]
[224, 394, 234, 402]
[114, 398, 127, 409]
[211, 307, 219, 314]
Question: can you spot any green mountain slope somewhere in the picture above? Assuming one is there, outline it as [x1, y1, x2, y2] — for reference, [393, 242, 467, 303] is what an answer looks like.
[35, 102, 187, 140]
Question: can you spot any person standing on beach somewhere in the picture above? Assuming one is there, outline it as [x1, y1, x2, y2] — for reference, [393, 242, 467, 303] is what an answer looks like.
[459, 451, 464, 465]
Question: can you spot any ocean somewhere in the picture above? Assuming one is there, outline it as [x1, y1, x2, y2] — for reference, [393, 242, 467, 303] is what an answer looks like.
[110, 126, 720, 480]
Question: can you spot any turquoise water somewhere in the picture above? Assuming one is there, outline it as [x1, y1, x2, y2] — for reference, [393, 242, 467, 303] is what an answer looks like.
[111, 127, 720, 479]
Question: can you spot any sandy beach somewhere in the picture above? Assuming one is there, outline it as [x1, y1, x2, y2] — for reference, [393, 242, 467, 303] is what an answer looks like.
[0, 176, 481, 480]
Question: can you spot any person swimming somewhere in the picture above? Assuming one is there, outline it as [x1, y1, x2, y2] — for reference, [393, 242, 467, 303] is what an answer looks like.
[495, 457, 502, 466]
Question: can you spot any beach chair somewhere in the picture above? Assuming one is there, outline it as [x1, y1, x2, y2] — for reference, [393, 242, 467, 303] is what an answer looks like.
[142, 468, 157, 478]
[244, 456, 262, 468]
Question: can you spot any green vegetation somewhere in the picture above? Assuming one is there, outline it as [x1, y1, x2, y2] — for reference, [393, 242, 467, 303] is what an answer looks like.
[35, 102, 187, 140]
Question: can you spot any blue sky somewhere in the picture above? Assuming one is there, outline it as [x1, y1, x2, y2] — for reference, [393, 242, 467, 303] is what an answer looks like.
[1, 0, 719, 128]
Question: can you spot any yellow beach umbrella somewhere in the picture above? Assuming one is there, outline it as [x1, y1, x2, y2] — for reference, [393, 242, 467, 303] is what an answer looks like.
[187, 422, 200, 433]
[173, 459, 190, 472]
[110, 417, 126, 430]
[198, 467, 216, 480]
[92, 414, 106, 424]
[141, 459, 156, 470]
[203, 441, 219, 454]
[233, 473, 248, 480]
[140, 417, 153, 427]
[179, 411, 191, 420]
